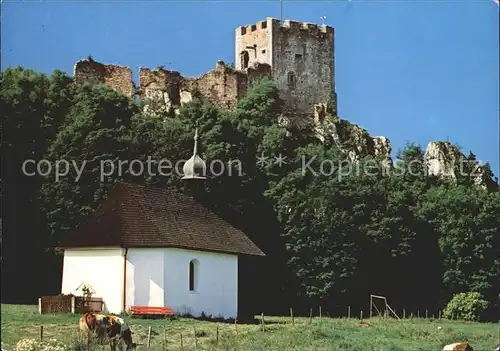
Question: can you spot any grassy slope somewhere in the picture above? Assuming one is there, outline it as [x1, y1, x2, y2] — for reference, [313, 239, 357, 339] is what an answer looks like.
[1, 304, 499, 350]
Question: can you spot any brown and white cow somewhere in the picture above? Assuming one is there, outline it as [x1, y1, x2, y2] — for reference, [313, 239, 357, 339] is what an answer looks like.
[79, 313, 135, 350]
[106, 315, 135, 351]
[79, 313, 109, 344]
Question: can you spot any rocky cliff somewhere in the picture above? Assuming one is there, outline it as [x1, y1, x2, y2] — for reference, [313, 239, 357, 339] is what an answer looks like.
[424, 141, 461, 180]
[312, 110, 393, 167]
[311, 115, 495, 188]
[424, 141, 495, 188]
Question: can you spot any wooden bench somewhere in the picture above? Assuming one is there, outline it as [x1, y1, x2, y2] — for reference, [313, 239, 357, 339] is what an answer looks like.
[129, 306, 174, 319]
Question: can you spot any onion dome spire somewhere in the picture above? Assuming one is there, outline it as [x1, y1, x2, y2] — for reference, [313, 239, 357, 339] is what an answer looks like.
[182, 127, 206, 180]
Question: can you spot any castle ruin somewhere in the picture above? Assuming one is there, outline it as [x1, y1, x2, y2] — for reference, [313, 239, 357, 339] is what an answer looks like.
[71, 19, 497, 187]
[236, 18, 336, 116]
[74, 58, 135, 97]
[73, 17, 337, 120]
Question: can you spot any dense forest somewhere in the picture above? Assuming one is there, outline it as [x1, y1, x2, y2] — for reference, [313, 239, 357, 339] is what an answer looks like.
[1, 67, 499, 321]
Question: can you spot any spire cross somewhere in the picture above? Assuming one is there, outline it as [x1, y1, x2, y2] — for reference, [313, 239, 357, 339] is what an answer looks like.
[280, 0, 284, 25]
[193, 127, 198, 157]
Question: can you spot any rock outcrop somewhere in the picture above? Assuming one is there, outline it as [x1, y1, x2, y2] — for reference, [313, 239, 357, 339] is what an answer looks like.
[424, 141, 496, 188]
[313, 111, 393, 167]
[310, 119, 494, 188]
[424, 141, 461, 180]
[442, 342, 473, 351]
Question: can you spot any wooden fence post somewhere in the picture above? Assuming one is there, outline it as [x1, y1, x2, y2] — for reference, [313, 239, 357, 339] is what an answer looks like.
[261, 313, 265, 331]
[425, 309, 428, 319]
[71, 296, 76, 314]
[319, 306, 322, 318]
[497, 319, 499, 348]
[40, 326, 44, 341]
[163, 328, 167, 351]
[147, 326, 152, 348]
[309, 308, 313, 324]
[439, 310, 442, 319]
[403, 309, 406, 319]
[360, 310, 363, 320]
[38, 298, 42, 314]
[290, 308, 294, 325]
[194, 327, 198, 348]
[347, 306, 351, 319]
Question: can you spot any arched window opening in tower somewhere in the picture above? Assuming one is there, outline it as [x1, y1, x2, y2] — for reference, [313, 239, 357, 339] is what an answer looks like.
[241, 51, 249, 69]
[287, 72, 296, 89]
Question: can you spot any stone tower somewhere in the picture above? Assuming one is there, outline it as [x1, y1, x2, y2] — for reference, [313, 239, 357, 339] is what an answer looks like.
[235, 17, 337, 116]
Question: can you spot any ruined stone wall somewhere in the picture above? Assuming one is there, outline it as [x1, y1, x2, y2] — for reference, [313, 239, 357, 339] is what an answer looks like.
[137, 61, 269, 115]
[73, 17, 336, 118]
[270, 19, 336, 116]
[74, 59, 134, 97]
[138, 68, 184, 116]
[245, 63, 273, 91]
[139, 68, 183, 105]
[185, 61, 247, 110]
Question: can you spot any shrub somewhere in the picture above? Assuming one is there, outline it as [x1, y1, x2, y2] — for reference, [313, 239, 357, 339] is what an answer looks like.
[443, 292, 489, 321]
[15, 338, 69, 351]
[15, 338, 39, 351]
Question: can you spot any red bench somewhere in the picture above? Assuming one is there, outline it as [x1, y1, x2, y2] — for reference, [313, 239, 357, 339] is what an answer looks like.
[129, 306, 174, 319]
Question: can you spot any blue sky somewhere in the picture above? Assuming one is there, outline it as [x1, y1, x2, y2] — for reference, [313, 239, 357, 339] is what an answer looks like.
[2, 0, 499, 177]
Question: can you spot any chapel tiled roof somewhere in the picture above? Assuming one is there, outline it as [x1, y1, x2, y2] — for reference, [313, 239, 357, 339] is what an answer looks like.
[57, 182, 265, 256]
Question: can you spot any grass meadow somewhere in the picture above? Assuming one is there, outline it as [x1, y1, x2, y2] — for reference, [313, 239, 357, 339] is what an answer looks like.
[1, 304, 499, 350]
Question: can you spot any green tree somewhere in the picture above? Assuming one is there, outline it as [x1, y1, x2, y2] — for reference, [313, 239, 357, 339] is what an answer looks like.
[418, 185, 500, 316]
[385, 143, 442, 310]
[1, 67, 76, 301]
[40, 84, 141, 247]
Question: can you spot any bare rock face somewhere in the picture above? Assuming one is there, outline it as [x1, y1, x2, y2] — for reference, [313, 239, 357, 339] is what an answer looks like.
[373, 136, 391, 158]
[442, 342, 473, 351]
[313, 110, 393, 167]
[424, 141, 461, 180]
[143, 88, 172, 118]
[372, 136, 393, 171]
[424, 141, 496, 188]
[180, 90, 193, 105]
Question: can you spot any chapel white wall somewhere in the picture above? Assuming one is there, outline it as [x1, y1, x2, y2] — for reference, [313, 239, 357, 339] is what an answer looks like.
[126, 248, 238, 319]
[61, 248, 124, 314]
[125, 249, 164, 308]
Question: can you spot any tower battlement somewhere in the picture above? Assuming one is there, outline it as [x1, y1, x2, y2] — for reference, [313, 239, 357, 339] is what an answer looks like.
[236, 17, 334, 37]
